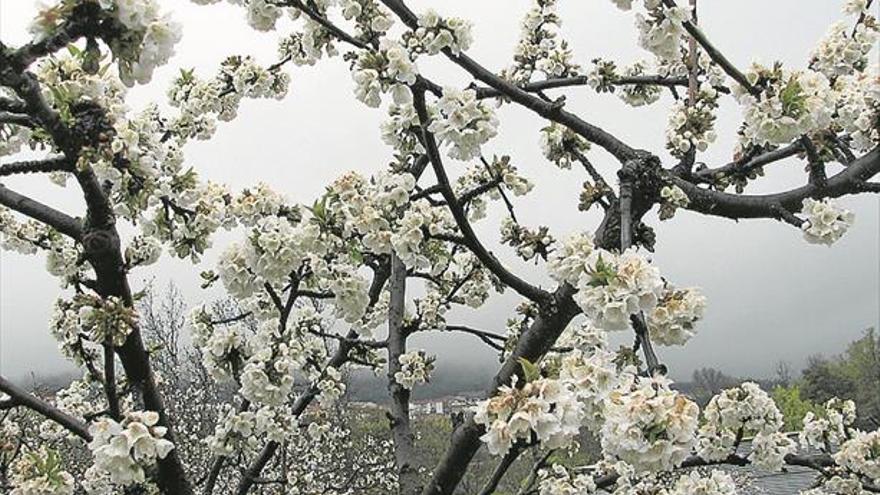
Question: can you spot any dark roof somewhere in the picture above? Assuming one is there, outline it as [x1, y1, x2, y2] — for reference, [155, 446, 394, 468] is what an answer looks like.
[731, 465, 817, 494]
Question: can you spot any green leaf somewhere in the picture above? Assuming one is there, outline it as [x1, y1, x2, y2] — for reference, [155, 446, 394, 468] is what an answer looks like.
[518, 357, 541, 383]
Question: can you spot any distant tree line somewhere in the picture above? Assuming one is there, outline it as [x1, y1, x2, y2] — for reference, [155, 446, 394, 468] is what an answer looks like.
[681, 328, 879, 431]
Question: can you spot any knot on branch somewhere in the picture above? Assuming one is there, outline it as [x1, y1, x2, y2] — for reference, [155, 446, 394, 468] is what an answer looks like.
[82, 228, 120, 258]
[618, 152, 664, 200]
[598, 152, 663, 251]
[633, 222, 656, 251]
[71, 101, 115, 148]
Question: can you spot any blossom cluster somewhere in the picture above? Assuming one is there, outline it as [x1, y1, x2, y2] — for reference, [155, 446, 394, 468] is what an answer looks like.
[31, 0, 182, 86]
[207, 403, 296, 455]
[646, 285, 706, 346]
[800, 398, 857, 451]
[600, 374, 699, 472]
[665, 82, 719, 157]
[381, 101, 426, 158]
[635, 3, 691, 62]
[9, 447, 75, 495]
[500, 217, 554, 261]
[341, 0, 395, 39]
[540, 122, 590, 169]
[557, 348, 620, 430]
[536, 464, 597, 495]
[834, 69, 880, 153]
[277, 23, 336, 68]
[49, 294, 136, 362]
[87, 411, 175, 486]
[658, 184, 690, 220]
[588, 59, 662, 107]
[454, 155, 533, 221]
[124, 235, 162, 268]
[474, 373, 585, 456]
[394, 350, 435, 389]
[214, 171, 421, 329]
[504, 0, 579, 84]
[188, 307, 248, 381]
[697, 382, 795, 471]
[800, 198, 855, 246]
[610, 0, 691, 62]
[835, 429, 880, 487]
[548, 234, 665, 332]
[429, 87, 500, 161]
[392, 200, 453, 270]
[668, 470, 737, 495]
[735, 64, 836, 146]
[352, 40, 418, 108]
[39, 379, 107, 441]
[405, 9, 474, 56]
[239, 313, 326, 406]
[168, 56, 289, 141]
[0, 207, 85, 285]
[810, 17, 878, 79]
[317, 366, 347, 406]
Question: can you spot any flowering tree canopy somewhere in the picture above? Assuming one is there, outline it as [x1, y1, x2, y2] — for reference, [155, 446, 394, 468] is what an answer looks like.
[0, 0, 879, 494]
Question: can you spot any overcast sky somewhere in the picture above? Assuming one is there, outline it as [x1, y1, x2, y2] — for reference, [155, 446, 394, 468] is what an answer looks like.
[0, 1, 878, 384]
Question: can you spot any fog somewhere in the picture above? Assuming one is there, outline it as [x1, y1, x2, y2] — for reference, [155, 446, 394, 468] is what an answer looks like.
[0, 0, 877, 384]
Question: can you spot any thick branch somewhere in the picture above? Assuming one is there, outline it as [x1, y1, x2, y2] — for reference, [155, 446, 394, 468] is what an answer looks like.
[0, 156, 71, 177]
[675, 146, 880, 222]
[0, 183, 83, 239]
[0, 375, 92, 441]
[418, 285, 580, 495]
[0, 112, 36, 127]
[801, 136, 827, 187]
[0, 96, 27, 113]
[386, 253, 419, 493]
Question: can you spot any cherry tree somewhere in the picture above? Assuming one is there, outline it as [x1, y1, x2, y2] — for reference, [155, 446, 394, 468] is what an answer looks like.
[0, 0, 878, 494]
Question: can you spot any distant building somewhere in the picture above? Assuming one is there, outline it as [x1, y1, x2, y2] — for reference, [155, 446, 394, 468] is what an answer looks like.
[409, 394, 481, 417]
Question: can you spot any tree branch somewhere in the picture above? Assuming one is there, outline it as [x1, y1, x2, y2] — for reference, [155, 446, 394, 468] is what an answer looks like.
[695, 142, 803, 182]
[0, 156, 71, 177]
[443, 325, 507, 351]
[674, 146, 880, 223]
[0, 183, 83, 240]
[380, 0, 640, 164]
[478, 442, 530, 495]
[801, 136, 827, 187]
[662, 0, 758, 95]
[412, 86, 551, 305]
[386, 252, 420, 492]
[0, 375, 92, 441]
[473, 75, 729, 100]
[0, 112, 36, 127]
[418, 284, 580, 495]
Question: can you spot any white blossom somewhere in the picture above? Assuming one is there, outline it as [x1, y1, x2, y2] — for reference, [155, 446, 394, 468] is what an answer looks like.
[800, 198, 855, 246]
[429, 87, 499, 161]
[87, 411, 175, 486]
[394, 350, 435, 389]
[601, 374, 699, 472]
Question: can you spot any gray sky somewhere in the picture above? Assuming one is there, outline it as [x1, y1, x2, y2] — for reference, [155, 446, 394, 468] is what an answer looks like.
[1, 1, 878, 383]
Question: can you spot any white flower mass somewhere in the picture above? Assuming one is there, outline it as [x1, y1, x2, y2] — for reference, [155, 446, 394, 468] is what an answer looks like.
[1, 0, 878, 493]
